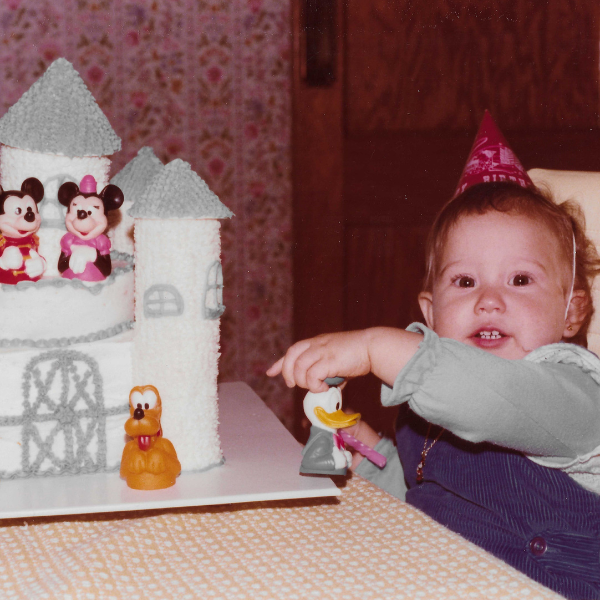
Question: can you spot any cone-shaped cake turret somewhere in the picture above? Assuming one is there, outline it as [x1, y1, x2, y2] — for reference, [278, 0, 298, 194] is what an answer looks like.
[0, 58, 121, 157]
[129, 158, 233, 220]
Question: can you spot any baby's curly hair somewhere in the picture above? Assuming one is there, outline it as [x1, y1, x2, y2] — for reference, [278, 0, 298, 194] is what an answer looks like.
[423, 181, 600, 348]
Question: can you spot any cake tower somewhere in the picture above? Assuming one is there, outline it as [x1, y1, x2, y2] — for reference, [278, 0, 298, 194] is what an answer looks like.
[130, 159, 233, 471]
[0, 59, 231, 479]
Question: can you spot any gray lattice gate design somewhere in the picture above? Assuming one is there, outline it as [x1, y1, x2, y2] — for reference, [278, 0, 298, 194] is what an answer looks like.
[1, 349, 128, 478]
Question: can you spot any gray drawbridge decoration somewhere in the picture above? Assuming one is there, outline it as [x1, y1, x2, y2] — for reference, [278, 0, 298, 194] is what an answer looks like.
[0, 349, 128, 478]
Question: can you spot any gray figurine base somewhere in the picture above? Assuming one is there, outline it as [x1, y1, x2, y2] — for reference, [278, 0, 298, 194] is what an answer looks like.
[300, 465, 347, 477]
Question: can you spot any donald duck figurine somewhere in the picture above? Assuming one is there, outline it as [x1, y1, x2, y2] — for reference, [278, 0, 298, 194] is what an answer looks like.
[300, 382, 361, 476]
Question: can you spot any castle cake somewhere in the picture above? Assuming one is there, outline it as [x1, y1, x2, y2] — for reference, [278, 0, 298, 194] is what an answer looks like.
[0, 58, 232, 479]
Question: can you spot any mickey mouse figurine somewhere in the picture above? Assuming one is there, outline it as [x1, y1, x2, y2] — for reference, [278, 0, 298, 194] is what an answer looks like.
[0, 177, 46, 285]
[57, 175, 124, 282]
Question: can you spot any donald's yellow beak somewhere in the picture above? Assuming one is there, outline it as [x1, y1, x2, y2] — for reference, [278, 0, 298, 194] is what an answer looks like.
[314, 407, 360, 429]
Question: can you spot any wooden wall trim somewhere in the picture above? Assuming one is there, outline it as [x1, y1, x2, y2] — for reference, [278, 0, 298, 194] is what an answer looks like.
[292, 0, 345, 340]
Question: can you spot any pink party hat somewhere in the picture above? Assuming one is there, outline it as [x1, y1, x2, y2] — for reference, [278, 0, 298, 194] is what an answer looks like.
[80, 174, 97, 194]
[453, 110, 533, 198]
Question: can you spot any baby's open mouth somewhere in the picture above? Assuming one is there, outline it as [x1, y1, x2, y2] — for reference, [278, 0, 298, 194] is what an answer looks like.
[471, 328, 509, 348]
[476, 330, 504, 340]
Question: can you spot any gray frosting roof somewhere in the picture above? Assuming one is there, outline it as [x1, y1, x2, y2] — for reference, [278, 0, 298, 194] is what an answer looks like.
[129, 159, 233, 219]
[111, 147, 163, 204]
[0, 58, 121, 157]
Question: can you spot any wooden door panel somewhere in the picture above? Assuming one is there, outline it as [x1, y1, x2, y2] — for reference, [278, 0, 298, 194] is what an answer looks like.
[346, 0, 599, 133]
[345, 224, 427, 330]
[345, 131, 600, 234]
[343, 223, 428, 437]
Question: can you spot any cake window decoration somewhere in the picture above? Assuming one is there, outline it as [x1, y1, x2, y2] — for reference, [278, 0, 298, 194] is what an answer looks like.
[143, 284, 185, 318]
[120, 385, 181, 490]
[57, 175, 124, 282]
[0, 178, 46, 285]
[204, 260, 225, 320]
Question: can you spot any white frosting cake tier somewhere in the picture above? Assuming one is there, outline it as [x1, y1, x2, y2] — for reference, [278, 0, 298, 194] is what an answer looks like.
[0, 146, 111, 195]
[0, 253, 134, 347]
[0, 330, 226, 479]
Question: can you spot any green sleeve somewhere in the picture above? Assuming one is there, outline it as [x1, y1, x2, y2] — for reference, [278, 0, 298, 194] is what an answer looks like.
[354, 437, 406, 500]
[381, 323, 600, 462]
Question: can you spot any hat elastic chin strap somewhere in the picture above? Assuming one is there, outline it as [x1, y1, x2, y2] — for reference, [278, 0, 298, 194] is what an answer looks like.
[565, 233, 576, 322]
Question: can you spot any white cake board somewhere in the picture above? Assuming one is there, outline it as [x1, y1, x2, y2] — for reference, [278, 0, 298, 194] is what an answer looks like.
[0, 382, 340, 520]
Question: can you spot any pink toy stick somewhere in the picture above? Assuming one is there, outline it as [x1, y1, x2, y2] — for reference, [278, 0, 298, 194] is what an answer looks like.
[339, 429, 387, 469]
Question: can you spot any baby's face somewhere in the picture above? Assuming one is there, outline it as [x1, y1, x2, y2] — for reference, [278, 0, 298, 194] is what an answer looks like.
[419, 211, 572, 359]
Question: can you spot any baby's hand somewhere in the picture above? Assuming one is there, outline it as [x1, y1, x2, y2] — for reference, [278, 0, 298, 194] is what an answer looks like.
[266, 330, 372, 393]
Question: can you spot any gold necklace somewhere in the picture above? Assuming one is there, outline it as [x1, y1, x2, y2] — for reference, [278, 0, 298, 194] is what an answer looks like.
[416, 424, 445, 484]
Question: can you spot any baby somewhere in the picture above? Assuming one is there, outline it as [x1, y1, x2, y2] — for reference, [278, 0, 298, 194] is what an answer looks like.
[268, 116, 600, 599]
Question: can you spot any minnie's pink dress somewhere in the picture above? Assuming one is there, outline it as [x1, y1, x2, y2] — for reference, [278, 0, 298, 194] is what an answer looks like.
[60, 232, 111, 282]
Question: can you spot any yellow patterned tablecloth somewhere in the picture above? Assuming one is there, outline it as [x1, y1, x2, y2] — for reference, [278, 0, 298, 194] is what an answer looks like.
[0, 475, 563, 600]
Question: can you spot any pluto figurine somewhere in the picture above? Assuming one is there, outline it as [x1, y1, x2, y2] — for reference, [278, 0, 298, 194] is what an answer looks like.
[300, 385, 361, 476]
[120, 385, 181, 490]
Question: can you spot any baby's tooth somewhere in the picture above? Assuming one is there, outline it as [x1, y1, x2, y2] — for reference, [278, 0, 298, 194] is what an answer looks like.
[478, 330, 502, 340]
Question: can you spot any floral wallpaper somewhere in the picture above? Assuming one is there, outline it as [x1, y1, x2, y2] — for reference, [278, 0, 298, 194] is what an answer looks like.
[0, 0, 294, 428]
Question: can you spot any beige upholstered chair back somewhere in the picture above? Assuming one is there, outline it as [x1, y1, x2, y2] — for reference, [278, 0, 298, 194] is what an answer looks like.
[529, 169, 600, 355]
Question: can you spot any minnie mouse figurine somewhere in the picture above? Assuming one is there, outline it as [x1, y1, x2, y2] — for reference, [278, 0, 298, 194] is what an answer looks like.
[58, 175, 124, 282]
[0, 177, 46, 285]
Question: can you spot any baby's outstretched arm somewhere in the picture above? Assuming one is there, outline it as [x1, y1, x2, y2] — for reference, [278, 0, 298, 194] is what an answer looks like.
[267, 327, 423, 393]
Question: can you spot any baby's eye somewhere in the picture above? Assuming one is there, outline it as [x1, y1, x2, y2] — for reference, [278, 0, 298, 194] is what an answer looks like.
[510, 274, 532, 286]
[452, 275, 475, 288]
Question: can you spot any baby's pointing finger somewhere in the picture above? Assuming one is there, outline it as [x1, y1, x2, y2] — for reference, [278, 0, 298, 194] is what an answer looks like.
[266, 357, 284, 378]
